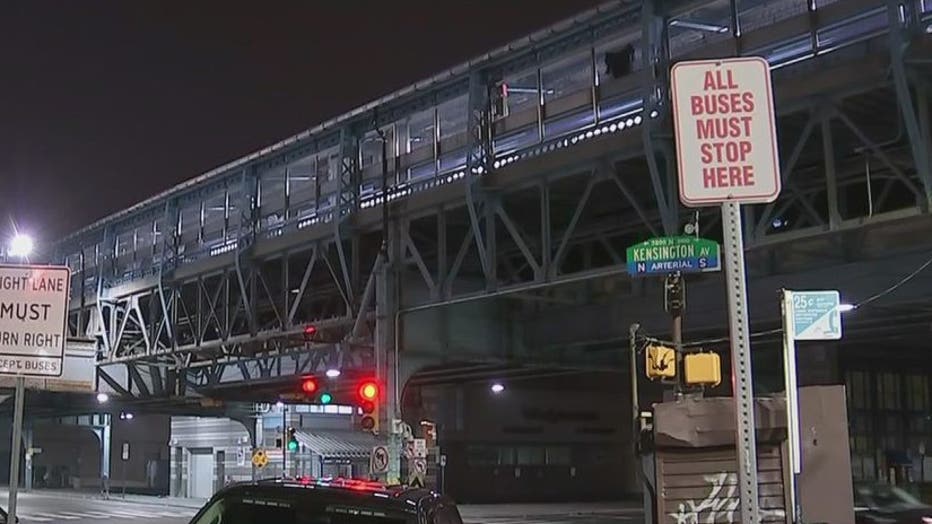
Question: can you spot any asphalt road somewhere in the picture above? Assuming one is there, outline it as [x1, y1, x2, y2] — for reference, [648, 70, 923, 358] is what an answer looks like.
[0, 491, 644, 524]
[466, 515, 643, 524]
[2, 492, 198, 524]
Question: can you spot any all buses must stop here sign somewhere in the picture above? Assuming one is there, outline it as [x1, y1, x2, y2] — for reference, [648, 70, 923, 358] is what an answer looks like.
[671, 57, 781, 207]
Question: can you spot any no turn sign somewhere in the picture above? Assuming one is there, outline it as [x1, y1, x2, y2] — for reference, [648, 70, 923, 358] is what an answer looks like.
[371, 445, 389, 474]
[671, 57, 781, 207]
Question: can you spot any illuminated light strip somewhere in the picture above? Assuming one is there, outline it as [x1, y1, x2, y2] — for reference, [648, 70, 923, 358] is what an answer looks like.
[163, 111, 654, 263]
[484, 110, 647, 171]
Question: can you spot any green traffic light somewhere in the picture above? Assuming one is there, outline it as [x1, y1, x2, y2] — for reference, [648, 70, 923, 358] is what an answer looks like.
[287, 439, 299, 452]
[320, 392, 333, 405]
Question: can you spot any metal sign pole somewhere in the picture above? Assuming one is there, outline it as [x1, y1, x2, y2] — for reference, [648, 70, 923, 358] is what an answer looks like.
[780, 290, 802, 523]
[281, 406, 287, 478]
[8, 376, 26, 522]
[721, 201, 760, 523]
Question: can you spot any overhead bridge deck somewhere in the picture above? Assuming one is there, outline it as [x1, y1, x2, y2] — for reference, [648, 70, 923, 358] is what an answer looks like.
[48, 0, 931, 400]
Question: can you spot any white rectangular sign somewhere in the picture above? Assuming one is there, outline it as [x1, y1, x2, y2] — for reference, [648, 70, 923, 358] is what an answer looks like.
[0, 339, 94, 391]
[0, 265, 70, 377]
[671, 57, 781, 206]
[413, 438, 427, 459]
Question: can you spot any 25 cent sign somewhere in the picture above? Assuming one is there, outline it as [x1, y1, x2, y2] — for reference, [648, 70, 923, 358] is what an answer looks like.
[0, 265, 70, 377]
[671, 57, 781, 206]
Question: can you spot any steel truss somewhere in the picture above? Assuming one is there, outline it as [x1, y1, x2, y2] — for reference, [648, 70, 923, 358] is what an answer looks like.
[61, 0, 931, 400]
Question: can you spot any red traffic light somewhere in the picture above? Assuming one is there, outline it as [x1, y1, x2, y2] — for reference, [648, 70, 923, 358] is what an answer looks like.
[357, 381, 379, 402]
[301, 377, 318, 395]
[303, 325, 318, 338]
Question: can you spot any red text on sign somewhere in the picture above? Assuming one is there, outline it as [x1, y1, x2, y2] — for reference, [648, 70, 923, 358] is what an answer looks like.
[692, 68, 759, 189]
[690, 92, 755, 115]
[700, 141, 752, 163]
[703, 165, 755, 188]
[696, 116, 753, 139]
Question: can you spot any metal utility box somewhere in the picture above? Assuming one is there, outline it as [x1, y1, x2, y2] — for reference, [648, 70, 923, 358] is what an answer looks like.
[650, 386, 854, 524]
[653, 396, 791, 523]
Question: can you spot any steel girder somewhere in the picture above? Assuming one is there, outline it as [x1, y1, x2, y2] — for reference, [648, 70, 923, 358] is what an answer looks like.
[63, 0, 932, 402]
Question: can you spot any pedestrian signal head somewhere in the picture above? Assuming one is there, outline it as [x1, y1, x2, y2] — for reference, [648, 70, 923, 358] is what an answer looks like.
[646, 344, 677, 380]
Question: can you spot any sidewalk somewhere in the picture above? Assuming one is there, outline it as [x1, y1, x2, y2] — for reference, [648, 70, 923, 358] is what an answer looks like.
[0, 488, 207, 509]
[458, 502, 641, 519]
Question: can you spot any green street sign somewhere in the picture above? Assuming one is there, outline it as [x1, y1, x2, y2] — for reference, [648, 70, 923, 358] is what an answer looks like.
[626, 236, 721, 276]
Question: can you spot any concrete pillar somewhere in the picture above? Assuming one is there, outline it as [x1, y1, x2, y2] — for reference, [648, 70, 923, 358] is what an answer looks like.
[172, 447, 184, 497]
[23, 427, 33, 491]
[92, 420, 112, 487]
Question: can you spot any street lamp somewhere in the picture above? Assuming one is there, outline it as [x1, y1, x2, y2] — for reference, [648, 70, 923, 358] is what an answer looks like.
[490, 383, 505, 394]
[96, 393, 109, 404]
[8, 233, 34, 259]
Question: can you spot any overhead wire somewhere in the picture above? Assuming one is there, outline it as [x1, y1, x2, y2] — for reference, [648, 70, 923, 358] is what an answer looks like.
[849, 251, 932, 310]
[633, 250, 932, 347]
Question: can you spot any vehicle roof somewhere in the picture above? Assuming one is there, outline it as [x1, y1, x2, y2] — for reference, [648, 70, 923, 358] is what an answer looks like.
[210, 478, 444, 515]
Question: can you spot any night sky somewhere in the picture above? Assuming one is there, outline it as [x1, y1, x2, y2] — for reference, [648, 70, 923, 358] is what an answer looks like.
[0, 1, 601, 245]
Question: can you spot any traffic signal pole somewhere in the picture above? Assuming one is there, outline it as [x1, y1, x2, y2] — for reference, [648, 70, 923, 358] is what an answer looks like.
[281, 406, 287, 478]
[665, 272, 685, 396]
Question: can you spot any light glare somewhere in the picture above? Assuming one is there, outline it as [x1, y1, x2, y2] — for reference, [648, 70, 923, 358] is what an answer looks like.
[9, 234, 34, 258]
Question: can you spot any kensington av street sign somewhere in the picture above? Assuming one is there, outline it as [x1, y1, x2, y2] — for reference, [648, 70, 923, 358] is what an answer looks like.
[626, 236, 721, 277]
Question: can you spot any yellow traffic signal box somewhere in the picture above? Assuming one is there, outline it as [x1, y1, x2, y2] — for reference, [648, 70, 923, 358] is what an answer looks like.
[684, 352, 722, 386]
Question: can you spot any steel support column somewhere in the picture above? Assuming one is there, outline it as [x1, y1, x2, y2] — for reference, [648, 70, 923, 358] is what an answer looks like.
[641, 0, 677, 235]
[822, 114, 842, 228]
[375, 220, 400, 484]
[889, 0, 932, 208]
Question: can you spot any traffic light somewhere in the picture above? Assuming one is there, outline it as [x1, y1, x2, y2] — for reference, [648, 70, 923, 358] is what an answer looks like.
[303, 325, 318, 340]
[319, 392, 333, 405]
[300, 377, 318, 395]
[286, 427, 299, 452]
[357, 380, 380, 434]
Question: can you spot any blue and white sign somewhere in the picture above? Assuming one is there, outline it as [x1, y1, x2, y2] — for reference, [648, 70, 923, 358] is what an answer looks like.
[789, 290, 843, 340]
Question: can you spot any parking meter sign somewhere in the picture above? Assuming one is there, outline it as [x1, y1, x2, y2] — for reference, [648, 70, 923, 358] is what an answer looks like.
[789, 290, 843, 340]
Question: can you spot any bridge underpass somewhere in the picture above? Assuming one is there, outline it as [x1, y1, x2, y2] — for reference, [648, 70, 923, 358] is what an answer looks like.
[31, 0, 932, 504]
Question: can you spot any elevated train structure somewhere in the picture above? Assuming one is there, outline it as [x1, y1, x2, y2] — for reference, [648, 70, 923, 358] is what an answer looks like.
[47, 0, 932, 492]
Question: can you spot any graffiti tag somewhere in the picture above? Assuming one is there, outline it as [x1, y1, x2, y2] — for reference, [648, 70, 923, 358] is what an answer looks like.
[668, 472, 786, 523]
